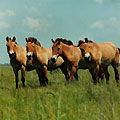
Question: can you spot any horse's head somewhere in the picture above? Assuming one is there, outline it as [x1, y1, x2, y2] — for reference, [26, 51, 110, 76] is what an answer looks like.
[6, 36, 17, 59]
[26, 38, 36, 60]
[51, 39, 63, 63]
[76, 40, 85, 47]
[80, 43, 93, 62]
[26, 37, 41, 46]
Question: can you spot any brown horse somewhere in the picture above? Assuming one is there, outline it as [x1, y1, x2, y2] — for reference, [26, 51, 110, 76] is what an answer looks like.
[6, 36, 36, 88]
[76, 38, 105, 81]
[79, 40, 119, 85]
[26, 38, 74, 85]
[51, 38, 105, 83]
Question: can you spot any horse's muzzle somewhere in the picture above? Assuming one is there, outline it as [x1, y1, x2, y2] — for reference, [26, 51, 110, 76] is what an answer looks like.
[9, 53, 15, 58]
[27, 55, 32, 60]
[26, 52, 33, 60]
[51, 55, 58, 63]
[84, 56, 92, 62]
[51, 57, 56, 63]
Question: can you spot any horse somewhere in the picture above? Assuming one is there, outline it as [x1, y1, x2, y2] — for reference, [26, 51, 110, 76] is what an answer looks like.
[26, 37, 75, 85]
[51, 38, 105, 84]
[6, 36, 36, 88]
[79, 40, 120, 85]
[76, 38, 105, 81]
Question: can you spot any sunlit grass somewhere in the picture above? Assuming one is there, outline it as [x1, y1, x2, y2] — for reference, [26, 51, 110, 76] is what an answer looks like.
[0, 65, 120, 120]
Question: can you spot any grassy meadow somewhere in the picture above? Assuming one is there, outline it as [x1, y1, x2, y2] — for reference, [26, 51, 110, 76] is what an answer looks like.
[0, 65, 120, 120]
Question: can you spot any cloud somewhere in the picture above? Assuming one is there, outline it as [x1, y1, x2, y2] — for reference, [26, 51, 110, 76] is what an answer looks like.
[25, 17, 41, 29]
[6, 10, 15, 16]
[25, 17, 51, 30]
[0, 10, 15, 19]
[94, 0, 104, 4]
[91, 21, 104, 29]
[109, 17, 120, 29]
[0, 21, 10, 29]
[91, 17, 120, 30]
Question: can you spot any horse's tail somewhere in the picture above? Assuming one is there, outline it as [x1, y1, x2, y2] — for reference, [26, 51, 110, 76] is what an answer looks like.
[118, 48, 120, 54]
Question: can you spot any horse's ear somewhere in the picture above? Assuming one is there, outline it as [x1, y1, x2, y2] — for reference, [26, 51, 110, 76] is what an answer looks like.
[51, 39, 55, 43]
[57, 40, 61, 45]
[31, 37, 35, 43]
[26, 38, 28, 42]
[33, 38, 37, 42]
[85, 38, 88, 43]
[13, 36, 16, 41]
[6, 36, 9, 41]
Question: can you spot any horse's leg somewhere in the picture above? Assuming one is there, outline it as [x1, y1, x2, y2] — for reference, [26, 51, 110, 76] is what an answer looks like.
[74, 70, 78, 80]
[103, 66, 110, 84]
[70, 66, 76, 80]
[13, 68, 19, 89]
[111, 62, 119, 85]
[36, 68, 47, 86]
[94, 64, 100, 83]
[43, 65, 48, 84]
[89, 69, 97, 84]
[59, 63, 70, 81]
[98, 67, 104, 83]
[21, 66, 25, 87]
[89, 64, 99, 84]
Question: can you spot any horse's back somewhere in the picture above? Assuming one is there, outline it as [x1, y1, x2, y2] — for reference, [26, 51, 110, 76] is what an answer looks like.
[98, 42, 118, 64]
[98, 42, 118, 55]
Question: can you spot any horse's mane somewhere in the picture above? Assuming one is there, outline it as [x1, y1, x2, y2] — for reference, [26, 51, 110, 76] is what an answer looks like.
[27, 37, 41, 46]
[55, 38, 73, 45]
[77, 38, 94, 47]
[15, 41, 18, 45]
[84, 38, 94, 43]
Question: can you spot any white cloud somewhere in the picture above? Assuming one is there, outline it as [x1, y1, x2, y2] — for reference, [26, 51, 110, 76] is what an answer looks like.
[109, 17, 117, 22]
[0, 10, 15, 19]
[91, 21, 104, 29]
[6, 10, 15, 16]
[94, 0, 104, 4]
[91, 17, 120, 30]
[109, 17, 120, 28]
[25, 17, 51, 30]
[0, 21, 10, 29]
[25, 17, 41, 29]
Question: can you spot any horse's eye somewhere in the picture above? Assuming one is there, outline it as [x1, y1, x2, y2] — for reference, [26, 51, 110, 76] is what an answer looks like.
[88, 46, 90, 48]
[14, 44, 16, 47]
[32, 46, 35, 48]
[58, 47, 60, 51]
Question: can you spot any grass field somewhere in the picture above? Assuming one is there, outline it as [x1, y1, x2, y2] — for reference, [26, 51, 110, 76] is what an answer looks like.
[0, 65, 120, 120]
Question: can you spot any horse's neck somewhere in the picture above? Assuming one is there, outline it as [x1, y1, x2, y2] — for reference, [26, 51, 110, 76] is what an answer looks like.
[14, 45, 26, 65]
[15, 45, 26, 55]
[60, 43, 74, 60]
[35, 45, 52, 60]
[61, 43, 73, 56]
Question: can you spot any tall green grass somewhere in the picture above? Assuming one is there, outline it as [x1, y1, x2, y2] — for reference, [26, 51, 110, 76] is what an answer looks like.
[0, 65, 120, 120]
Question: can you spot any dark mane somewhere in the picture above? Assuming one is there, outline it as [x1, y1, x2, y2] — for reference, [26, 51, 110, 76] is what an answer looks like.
[77, 40, 85, 47]
[77, 38, 94, 47]
[15, 41, 18, 45]
[55, 38, 73, 45]
[84, 38, 94, 43]
[26, 37, 41, 46]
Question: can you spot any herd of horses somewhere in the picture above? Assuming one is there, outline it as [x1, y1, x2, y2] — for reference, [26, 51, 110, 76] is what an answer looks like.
[6, 36, 120, 88]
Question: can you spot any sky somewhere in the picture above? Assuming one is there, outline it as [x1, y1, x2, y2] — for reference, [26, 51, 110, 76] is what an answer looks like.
[0, 0, 120, 64]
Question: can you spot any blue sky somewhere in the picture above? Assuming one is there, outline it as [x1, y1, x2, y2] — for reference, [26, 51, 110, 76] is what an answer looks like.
[0, 0, 120, 64]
